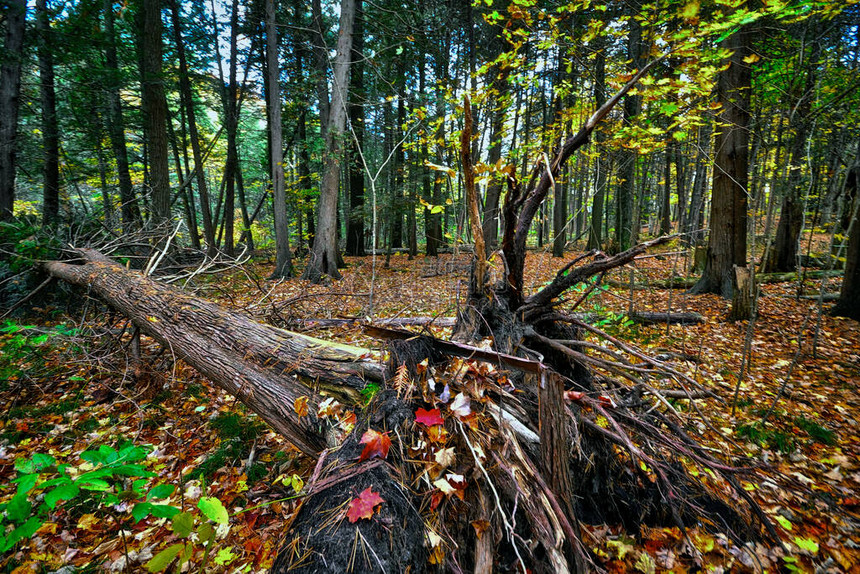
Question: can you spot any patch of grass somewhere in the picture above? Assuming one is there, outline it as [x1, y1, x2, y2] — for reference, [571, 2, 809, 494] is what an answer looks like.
[188, 412, 270, 484]
[736, 422, 796, 454]
[795, 416, 835, 445]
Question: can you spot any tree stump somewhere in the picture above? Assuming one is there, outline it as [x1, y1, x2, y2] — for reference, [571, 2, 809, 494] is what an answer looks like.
[730, 265, 753, 321]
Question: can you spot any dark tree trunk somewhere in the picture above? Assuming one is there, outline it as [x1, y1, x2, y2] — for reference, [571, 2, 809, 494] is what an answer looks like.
[345, 1, 365, 256]
[762, 24, 819, 273]
[138, 0, 172, 233]
[587, 37, 607, 250]
[103, 0, 141, 233]
[0, 0, 27, 221]
[222, 0, 241, 257]
[614, 9, 643, 252]
[691, 28, 751, 297]
[832, 164, 859, 320]
[38, 0, 60, 226]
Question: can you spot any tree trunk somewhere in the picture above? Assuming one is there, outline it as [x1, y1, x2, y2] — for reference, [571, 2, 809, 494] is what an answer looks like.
[832, 170, 859, 320]
[614, 9, 643, 252]
[138, 0, 172, 235]
[0, 0, 27, 221]
[222, 0, 241, 257]
[587, 36, 607, 250]
[691, 28, 751, 297]
[44, 250, 383, 456]
[102, 0, 141, 233]
[304, 0, 356, 282]
[266, 0, 293, 278]
[38, 0, 60, 227]
[345, 1, 365, 257]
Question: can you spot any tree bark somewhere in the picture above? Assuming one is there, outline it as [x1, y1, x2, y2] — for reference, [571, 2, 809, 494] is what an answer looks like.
[103, 0, 141, 233]
[138, 0, 172, 234]
[345, 0, 366, 257]
[304, 0, 356, 282]
[44, 250, 383, 456]
[691, 28, 751, 297]
[38, 0, 60, 226]
[266, 0, 293, 278]
[0, 0, 27, 221]
[832, 172, 859, 320]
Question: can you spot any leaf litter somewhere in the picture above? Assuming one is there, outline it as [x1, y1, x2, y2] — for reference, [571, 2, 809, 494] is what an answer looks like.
[1, 247, 858, 572]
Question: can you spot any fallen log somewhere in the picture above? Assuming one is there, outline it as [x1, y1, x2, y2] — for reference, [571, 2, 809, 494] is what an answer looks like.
[608, 269, 843, 290]
[45, 249, 384, 456]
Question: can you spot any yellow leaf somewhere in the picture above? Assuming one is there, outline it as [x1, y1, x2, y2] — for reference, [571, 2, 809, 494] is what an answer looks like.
[743, 53, 761, 64]
[681, 0, 700, 18]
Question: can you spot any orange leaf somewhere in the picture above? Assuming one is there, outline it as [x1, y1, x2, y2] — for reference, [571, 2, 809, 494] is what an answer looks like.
[293, 396, 309, 418]
[359, 429, 391, 462]
[346, 487, 384, 522]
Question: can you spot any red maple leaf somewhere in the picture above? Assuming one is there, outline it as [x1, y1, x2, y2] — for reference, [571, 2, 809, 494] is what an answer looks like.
[415, 408, 444, 427]
[346, 487, 385, 523]
[358, 429, 391, 462]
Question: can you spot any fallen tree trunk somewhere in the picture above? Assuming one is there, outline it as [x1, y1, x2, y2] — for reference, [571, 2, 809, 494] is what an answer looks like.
[45, 249, 383, 456]
[608, 269, 842, 290]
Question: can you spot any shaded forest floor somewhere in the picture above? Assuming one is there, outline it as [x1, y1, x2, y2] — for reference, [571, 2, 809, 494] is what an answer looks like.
[2, 244, 859, 572]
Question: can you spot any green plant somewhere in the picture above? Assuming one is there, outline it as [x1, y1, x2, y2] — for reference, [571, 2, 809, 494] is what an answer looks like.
[736, 422, 796, 454]
[795, 416, 836, 445]
[0, 443, 159, 553]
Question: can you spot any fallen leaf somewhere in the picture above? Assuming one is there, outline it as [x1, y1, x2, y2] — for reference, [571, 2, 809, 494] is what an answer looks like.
[358, 429, 391, 462]
[434, 447, 456, 468]
[346, 488, 384, 523]
[293, 396, 309, 418]
[449, 393, 471, 418]
[415, 408, 444, 427]
[564, 390, 585, 401]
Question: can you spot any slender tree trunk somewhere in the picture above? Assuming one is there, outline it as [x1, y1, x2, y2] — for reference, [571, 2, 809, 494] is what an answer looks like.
[221, 0, 241, 256]
[345, 1, 365, 256]
[660, 145, 672, 234]
[38, 0, 60, 226]
[587, 38, 607, 250]
[266, 0, 292, 278]
[138, 0, 172, 235]
[832, 159, 859, 320]
[311, 0, 330, 139]
[691, 28, 751, 297]
[0, 0, 26, 221]
[762, 25, 819, 273]
[304, 0, 356, 282]
[614, 10, 643, 252]
[104, 0, 141, 233]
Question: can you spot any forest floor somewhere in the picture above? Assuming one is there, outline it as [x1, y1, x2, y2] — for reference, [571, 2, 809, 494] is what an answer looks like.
[1, 243, 859, 573]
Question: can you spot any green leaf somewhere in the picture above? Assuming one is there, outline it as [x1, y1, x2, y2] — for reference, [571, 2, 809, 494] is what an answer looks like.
[197, 496, 229, 525]
[12, 473, 38, 495]
[132, 502, 153, 522]
[6, 492, 32, 524]
[146, 543, 185, 572]
[197, 522, 215, 544]
[4, 516, 42, 551]
[794, 536, 818, 554]
[14, 458, 34, 474]
[78, 478, 112, 492]
[150, 504, 180, 519]
[147, 484, 175, 501]
[31, 453, 55, 471]
[775, 515, 792, 530]
[45, 483, 80, 509]
[172, 512, 194, 538]
[214, 546, 238, 566]
[38, 476, 72, 489]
